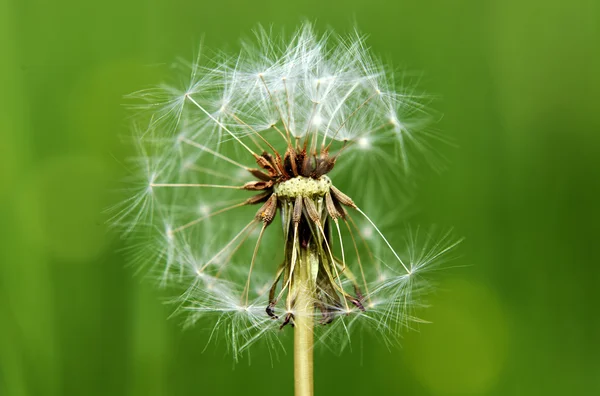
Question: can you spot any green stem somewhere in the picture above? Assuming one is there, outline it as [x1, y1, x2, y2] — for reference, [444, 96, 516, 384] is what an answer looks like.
[294, 249, 315, 396]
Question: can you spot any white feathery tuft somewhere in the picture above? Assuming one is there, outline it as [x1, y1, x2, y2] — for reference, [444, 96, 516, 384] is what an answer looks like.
[114, 22, 459, 359]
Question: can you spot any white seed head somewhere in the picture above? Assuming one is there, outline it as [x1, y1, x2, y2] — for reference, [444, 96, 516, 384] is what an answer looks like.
[114, 22, 459, 359]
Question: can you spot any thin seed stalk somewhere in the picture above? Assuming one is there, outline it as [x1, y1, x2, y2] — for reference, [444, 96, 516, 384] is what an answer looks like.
[294, 247, 316, 396]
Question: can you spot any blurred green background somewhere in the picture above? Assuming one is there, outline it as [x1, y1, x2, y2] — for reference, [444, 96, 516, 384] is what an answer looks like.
[2, 0, 599, 395]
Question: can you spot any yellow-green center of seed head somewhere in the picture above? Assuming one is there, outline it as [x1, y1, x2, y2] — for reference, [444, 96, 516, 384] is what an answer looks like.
[274, 176, 332, 198]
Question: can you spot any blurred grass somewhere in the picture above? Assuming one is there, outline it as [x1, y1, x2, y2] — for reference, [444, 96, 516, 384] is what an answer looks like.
[1, 0, 599, 395]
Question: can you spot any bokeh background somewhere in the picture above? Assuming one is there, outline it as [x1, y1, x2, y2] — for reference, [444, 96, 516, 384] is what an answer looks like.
[2, 0, 599, 395]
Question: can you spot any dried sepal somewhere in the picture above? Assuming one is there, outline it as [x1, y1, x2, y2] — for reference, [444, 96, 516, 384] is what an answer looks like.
[243, 180, 274, 191]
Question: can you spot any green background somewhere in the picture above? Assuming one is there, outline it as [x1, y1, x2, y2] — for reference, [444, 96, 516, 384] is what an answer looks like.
[2, 0, 599, 395]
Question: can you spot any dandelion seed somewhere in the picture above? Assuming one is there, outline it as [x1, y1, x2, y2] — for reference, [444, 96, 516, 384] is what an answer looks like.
[116, 22, 460, 396]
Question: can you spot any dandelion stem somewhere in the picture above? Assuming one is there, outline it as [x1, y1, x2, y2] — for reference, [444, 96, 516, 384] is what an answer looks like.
[294, 248, 315, 396]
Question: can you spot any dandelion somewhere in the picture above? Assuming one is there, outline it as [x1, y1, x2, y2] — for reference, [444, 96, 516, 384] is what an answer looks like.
[113, 23, 460, 396]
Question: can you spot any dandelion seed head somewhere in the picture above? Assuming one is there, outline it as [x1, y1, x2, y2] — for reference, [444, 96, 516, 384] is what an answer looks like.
[116, 22, 459, 359]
